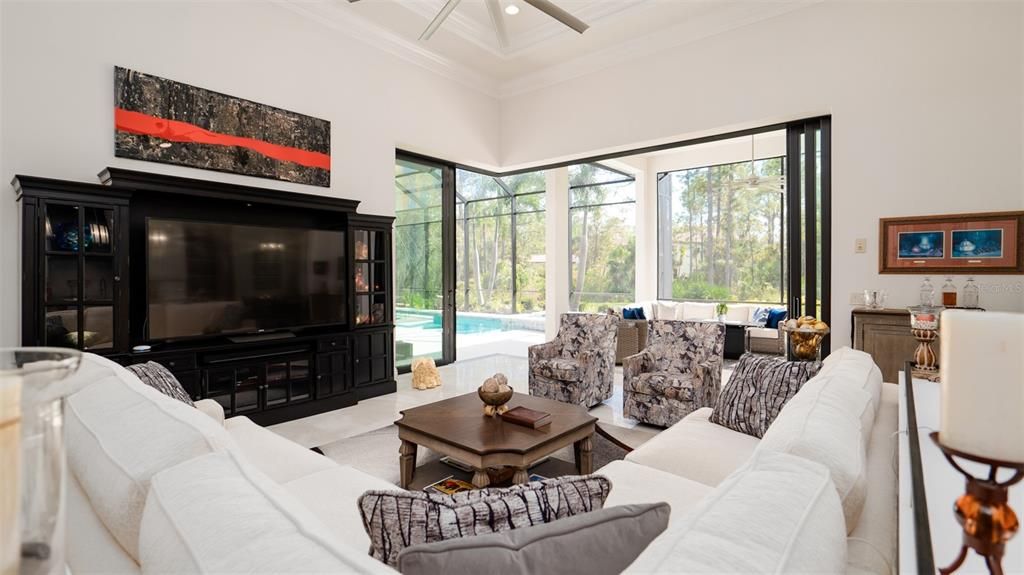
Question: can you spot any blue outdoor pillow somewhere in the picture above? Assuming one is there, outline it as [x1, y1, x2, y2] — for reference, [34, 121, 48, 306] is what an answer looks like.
[765, 308, 788, 329]
[752, 307, 771, 326]
[623, 307, 646, 320]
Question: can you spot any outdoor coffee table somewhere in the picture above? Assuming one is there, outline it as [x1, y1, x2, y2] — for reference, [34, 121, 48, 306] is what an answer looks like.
[395, 392, 597, 489]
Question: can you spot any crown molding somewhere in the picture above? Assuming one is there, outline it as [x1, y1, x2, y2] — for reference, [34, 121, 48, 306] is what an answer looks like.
[500, 1, 821, 98]
[275, 0, 502, 97]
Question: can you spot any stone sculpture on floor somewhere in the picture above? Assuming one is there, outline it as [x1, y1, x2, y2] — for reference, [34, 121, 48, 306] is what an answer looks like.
[411, 357, 441, 390]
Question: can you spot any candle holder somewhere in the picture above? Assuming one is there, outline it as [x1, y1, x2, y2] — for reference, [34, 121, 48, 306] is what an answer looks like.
[930, 432, 1024, 575]
[909, 306, 943, 372]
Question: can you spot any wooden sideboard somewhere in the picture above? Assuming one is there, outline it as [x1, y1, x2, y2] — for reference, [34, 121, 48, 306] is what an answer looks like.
[851, 308, 931, 383]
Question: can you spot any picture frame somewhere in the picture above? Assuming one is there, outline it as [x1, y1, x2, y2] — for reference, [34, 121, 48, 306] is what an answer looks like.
[879, 211, 1024, 274]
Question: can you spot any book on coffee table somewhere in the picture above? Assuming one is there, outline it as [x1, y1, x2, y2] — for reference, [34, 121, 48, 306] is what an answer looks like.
[501, 406, 552, 429]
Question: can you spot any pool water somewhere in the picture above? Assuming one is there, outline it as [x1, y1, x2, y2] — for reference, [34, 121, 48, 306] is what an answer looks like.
[396, 310, 505, 334]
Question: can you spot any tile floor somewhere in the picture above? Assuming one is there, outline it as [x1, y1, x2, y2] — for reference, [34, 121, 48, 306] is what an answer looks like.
[270, 345, 737, 450]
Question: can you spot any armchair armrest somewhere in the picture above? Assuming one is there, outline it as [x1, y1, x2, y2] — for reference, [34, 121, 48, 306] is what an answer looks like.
[195, 398, 225, 426]
[529, 341, 562, 364]
[693, 358, 725, 407]
[622, 350, 655, 386]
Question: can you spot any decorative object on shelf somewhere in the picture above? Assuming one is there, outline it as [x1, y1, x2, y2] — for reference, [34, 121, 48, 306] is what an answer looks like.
[355, 240, 369, 260]
[780, 316, 830, 360]
[942, 277, 958, 307]
[933, 311, 1024, 575]
[863, 289, 887, 309]
[478, 374, 512, 416]
[879, 211, 1024, 274]
[715, 303, 728, 322]
[908, 305, 943, 372]
[962, 277, 980, 309]
[2, 348, 83, 575]
[921, 277, 936, 306]
[410, 357, 441, 390]
[354, 267, 368, 292]
[114, 67, 331, 187]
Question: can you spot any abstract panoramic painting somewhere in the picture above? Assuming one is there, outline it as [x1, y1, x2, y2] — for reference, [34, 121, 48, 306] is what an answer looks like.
[114, 66, 330, 187]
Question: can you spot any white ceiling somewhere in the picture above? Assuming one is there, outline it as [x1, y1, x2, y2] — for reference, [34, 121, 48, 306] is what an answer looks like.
[280, 0, 819, 98]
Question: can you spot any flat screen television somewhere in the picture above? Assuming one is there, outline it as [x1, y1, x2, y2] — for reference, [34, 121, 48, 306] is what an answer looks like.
[146, 218, 346, 341]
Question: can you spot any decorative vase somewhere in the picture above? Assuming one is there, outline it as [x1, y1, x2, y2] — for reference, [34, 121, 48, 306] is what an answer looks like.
[1, 348, 83, 575]
[908, 306, 942, 372]
[478, 376, 513, 417]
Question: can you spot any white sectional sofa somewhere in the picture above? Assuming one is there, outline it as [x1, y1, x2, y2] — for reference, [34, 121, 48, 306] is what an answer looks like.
[64, 347, 894, 574]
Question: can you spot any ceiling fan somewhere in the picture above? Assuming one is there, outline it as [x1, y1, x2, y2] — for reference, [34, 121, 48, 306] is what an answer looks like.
[347, 0, 589, 46]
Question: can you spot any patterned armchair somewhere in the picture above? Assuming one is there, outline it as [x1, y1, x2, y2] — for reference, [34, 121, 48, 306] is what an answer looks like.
[528, 313, 618, 407]
[623, 320, 726, 427]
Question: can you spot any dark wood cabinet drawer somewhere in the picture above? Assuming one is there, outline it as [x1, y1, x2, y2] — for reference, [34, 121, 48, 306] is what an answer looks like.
[148, 353, 197, 372]
[317, 336, 348, 353]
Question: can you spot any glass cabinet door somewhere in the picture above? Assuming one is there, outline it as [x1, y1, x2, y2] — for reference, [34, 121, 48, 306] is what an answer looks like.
[353, 228, 390, 327]
[42, 202, 118, 350]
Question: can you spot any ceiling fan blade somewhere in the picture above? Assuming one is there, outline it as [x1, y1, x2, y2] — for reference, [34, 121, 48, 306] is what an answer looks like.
[522, 0, 588, 34]
[419, 0, 463, 42]
[484, 0, 510, 49]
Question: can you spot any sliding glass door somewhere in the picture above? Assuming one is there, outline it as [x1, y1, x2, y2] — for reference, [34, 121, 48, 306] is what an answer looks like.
[786, 118, 831, 356]
[393, 155, 455, 370]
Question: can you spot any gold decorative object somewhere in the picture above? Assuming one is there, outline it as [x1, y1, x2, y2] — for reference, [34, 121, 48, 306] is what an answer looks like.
[781, 316, 830, 360]
[478, 373, 512, 416]
[908, 305, 943, 372]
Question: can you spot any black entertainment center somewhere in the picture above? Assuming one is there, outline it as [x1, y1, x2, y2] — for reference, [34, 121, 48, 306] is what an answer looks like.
[14, 168, 396, 425]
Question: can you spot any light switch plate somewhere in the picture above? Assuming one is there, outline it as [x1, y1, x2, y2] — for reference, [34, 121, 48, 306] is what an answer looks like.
[855, 238, 867, 253]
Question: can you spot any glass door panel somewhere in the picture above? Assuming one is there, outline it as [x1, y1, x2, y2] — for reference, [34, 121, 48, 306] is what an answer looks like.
[394, 156, 453, 369]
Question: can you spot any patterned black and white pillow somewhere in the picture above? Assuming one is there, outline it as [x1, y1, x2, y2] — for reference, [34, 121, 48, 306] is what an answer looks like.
[358, 475, 612, 567]
[126, 361, 195, 406]
[710, 353, 821, 438]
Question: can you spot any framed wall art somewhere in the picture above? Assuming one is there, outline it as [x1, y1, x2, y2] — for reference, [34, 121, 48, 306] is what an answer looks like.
[879, 211, 1024, 274]
[114, 66, 331, 187]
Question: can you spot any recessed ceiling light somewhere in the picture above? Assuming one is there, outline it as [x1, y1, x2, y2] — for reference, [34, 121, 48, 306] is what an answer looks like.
[504, 4, 519, 15]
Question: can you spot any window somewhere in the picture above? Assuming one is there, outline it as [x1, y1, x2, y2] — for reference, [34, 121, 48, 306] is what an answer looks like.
[455, 169, 546, 315]
[569, 163, 636, 311]
[657, 157, 785, 303]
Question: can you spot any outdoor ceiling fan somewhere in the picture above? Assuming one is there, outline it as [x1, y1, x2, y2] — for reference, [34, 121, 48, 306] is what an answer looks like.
[728, 135, 785, 192]
[347, 0, 589, 46]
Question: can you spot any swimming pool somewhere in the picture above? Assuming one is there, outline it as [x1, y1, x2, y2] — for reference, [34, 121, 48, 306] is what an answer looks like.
[395, 309, 505, 334]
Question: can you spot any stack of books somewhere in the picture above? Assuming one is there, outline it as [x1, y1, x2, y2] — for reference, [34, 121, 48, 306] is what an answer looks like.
[500, 406, 552, 429]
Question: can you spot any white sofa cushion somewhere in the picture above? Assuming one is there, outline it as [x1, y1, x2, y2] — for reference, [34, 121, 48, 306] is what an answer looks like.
[625, 450, 847, 573]
[746, 326, 779, 339]
[848, 383, 899, 574]
[757, 377, 871, 533]
[625, 407, 760, 486]
[283, 465, 403, 554]
[139, 451, 391, 574]
[224, 416, 336, 484]
[67, 472, 141, 575]
[597, 460, 713, 523]
[653, 301, 677, 320]
[65, 354, 236, 561]
[681, 302, 716, 320]
[724, 304, 754, 323]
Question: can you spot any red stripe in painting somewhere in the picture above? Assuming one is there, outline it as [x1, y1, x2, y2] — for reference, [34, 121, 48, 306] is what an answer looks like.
[114, 108, 330, 171]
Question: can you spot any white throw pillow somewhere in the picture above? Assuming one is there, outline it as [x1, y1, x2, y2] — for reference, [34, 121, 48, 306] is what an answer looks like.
[816, 346, 884, 431]
[681, 302, 716, 320]
[140, 452, 388, 574]
[66, 355, 236, 561]
[757, 379, 871, 533]
[626, 450, 847, 573]
[654, 301, 676, 320]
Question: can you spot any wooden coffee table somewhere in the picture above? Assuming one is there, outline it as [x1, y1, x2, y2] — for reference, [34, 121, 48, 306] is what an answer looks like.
[395, 392, 597, 489]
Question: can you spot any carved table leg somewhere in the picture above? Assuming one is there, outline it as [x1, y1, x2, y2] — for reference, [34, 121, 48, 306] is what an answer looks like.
[512, 467, 530, 485]
[471, 469, 491, 488]
[399, 440, 417, 489]
[575, 434, 593, 475]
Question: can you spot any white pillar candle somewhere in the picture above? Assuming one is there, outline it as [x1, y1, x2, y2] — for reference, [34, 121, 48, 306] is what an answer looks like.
[939, 310, 1024, 463]
[1, 374, 21, 575]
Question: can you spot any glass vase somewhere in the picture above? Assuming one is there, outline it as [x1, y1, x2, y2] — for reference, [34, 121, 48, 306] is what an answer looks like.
[0, 349, 82, 575]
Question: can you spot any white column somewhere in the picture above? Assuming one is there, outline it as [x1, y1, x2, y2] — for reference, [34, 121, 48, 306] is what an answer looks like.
[634, 157, 658, 303]
[545, 167, 570, 339]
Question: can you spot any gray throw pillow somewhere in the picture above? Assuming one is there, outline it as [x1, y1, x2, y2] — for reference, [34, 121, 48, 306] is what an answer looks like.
[358, 475, 612, 568]
[397, 502, 670, 575]
[710, 353, 821, 438]
[125, 361, 195, 406]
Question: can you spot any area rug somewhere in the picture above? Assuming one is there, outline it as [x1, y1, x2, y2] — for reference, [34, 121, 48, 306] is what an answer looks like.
[317, 422, 642, 489]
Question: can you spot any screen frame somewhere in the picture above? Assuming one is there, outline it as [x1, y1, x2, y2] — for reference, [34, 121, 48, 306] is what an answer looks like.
[143, 216, 348, 343]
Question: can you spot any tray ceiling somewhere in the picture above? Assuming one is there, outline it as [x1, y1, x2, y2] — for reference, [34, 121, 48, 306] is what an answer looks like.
[281, 0, 819, 97]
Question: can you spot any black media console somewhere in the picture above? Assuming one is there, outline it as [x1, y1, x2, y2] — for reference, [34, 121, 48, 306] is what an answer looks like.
[14, 168, 396, 425]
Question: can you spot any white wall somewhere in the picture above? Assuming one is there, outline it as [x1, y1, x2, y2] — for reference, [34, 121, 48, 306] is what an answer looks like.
[501, 1, 1024, 348]
[0, 0, 501, 347]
